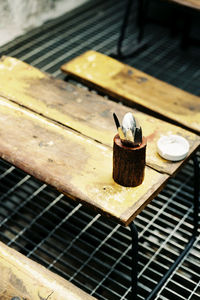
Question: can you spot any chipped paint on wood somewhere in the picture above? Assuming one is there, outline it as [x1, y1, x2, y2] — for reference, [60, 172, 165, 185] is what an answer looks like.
[61, 50, 200, 134]
[0, 56, 199, 175]
[0, 97, 168, 225]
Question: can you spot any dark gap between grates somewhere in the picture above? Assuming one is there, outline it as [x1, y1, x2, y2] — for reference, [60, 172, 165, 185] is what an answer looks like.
[0, 0, 200, 299]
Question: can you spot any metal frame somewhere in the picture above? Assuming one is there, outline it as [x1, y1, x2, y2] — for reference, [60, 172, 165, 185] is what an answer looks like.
[129, 222, 139, 300]
[180, 7, 193, 49]
[116, 0, 199, 58]
[129, 155, 200, 299]
[114, 0, 147, 58]
[148, 0, 199, 49]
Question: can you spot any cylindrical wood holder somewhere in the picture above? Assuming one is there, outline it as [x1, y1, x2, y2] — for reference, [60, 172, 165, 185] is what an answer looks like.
[113, 134, 147, 187]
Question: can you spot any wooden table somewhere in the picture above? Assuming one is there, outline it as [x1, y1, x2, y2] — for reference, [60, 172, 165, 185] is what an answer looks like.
[0, 56, 199, 299]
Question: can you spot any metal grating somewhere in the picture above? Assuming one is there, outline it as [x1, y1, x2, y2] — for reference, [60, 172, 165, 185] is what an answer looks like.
[0, 0, 199, 299]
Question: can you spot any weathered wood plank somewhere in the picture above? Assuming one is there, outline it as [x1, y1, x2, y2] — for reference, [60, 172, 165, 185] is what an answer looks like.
[61, 50, 200, 135]
[0, 97, 168, 225]
[169, 0, 200, 10]
[0, 241, 97, 300]
[0, 56, 199, 176]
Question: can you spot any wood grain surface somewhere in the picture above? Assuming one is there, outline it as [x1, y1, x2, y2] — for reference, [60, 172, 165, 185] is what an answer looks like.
[0, 241, 97, 300]
[61, 50, 200, 135]
[0, 56, 199, 176]
[168, 0, 200, 10]
[0, 97, 168, 226]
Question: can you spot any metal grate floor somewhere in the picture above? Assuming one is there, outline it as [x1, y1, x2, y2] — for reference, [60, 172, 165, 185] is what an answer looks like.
[0, 0, 199, 299]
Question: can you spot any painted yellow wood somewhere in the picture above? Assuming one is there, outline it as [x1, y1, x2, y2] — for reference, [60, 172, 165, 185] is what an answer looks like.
[61, 50, 200, 135]
[0, 97, 168, 225]
[0, 56, 199, 175]
[169, 0, 200, 10]
[0, 241, 97, 300]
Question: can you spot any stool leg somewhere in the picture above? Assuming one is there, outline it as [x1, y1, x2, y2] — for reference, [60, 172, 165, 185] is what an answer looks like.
[181, 13, 192, 49]
[129, 222, 139, 300]
[137, 0, 144, 28]
[117, 0, 134, 58]
[138, 0, 149, 42]
[170, 8, 178, 37]
[113, 0, 147, 59]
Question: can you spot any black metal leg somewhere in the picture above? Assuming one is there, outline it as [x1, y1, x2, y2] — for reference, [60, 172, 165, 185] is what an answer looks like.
[117, 0, 134, 57]
[128, 155, 199, 300]
[129, 222, 139, 300]
[170, 8, 178, 38]
[192, 155, 199, 236]
[180, 12, 192, 49]
[146, 155, 199, 300]
[138, 0, 149, 42]
[137, 0, 144, 28]
[112, 0, 147, 59]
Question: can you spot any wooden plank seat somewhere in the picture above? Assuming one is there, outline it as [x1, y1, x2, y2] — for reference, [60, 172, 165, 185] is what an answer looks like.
[0, 241, 97, 300]
[168, 0, 200, 10]
[61, 50, 200, 135]
[0, 56, 199, 176]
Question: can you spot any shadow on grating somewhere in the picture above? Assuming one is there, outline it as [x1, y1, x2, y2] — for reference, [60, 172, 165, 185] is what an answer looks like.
[0, 0, 199, 299]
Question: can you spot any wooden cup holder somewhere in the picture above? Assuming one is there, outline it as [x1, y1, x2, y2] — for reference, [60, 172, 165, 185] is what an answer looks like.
[113, 134, 147, 187]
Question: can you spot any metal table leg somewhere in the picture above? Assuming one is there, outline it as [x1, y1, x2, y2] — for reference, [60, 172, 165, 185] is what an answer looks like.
[129, 155, 199, 299]
[113, 0, 147, 59]
[192, 155, 199, 236]
[129, 222, 139, 300]
[181, 12, 192, 49]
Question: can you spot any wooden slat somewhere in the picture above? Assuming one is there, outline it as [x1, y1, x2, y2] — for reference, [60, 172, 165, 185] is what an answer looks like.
[0, 241, 97, 300]
[61, 50, 200, 135]
[0, 97, 168, 226]
[169, 0, 200, 10]
[0, 56, 199, 176]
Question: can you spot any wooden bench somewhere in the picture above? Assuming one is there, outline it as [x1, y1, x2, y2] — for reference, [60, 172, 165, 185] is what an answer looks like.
[0, 56, 199, 177]
[0, 55, 199, 226]
[0, 241, 96, 300]
[0, 56, 199, 300]
[61, 50, 200, 135]
[169, 0, 200, 10]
